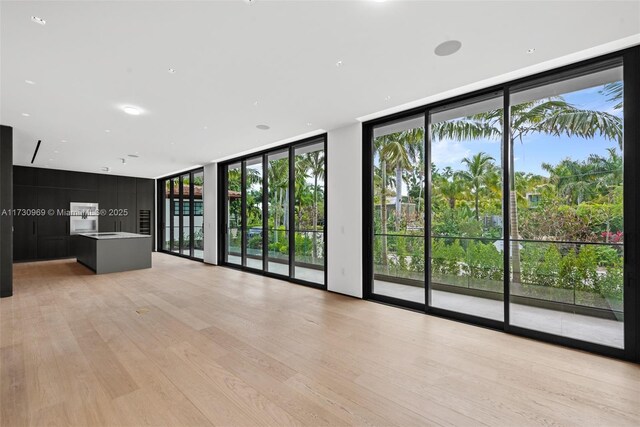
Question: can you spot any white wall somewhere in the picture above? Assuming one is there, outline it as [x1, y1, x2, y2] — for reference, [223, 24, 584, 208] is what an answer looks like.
[203, 162, 218, 264]
[327, 123, 363, 298]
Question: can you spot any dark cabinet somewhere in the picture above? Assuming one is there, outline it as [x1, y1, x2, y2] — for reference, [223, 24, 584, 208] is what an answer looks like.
[14, 167, 36, 186]
[98, 174, 118, 193]
[136, 178, 154, 250]
[117, 192, 137, 232]
[36, 187, 69, 258]
[98, 191, 118, 232]
[117, 176, 137, 193]
[36, 168, 68, 188]
[37, 236, 69, 259]
[69, 189, 98, 204]
[12, 168, 154, 261]
[13, 187, 37, 261]
[36, 188, 69, 236]
[67, 171, 98, 190]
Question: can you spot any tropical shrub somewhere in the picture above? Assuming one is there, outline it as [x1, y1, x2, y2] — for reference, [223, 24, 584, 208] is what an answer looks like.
[467, 241, 503, 281]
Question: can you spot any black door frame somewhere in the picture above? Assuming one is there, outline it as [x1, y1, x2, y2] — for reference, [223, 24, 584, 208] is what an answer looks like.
[157, 167, 205, 262]
[363, 46, 640, 362]
[217, 134, 328, 290]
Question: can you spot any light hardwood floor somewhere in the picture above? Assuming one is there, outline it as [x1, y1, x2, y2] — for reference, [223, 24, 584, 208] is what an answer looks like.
[2, 253, 640, 426]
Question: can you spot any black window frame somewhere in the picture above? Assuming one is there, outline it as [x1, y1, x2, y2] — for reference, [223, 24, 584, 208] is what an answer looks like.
[157, 166, 205, 262]
[362, 46, 640, 363]
[218, 134, 328, 290]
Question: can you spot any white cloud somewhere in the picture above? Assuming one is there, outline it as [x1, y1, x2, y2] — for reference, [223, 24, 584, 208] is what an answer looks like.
[431, 139, 470, 166]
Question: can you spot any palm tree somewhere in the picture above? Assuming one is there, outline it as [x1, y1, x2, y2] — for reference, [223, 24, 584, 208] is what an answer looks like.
[267, 157, 288, 243]
[435, 170, 466, 209]
[380, 133, 412, 232]
[305, 151, 325, 261]
[433, 96, 622, 283]
[458, 152, 495, 221]
[373, 135, 399, 272]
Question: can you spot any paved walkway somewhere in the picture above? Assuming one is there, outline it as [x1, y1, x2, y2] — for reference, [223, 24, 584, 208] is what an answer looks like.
[374, 280, 624, 349]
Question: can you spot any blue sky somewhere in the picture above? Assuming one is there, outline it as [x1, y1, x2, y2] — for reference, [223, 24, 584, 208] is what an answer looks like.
[433, 82, 623, 176]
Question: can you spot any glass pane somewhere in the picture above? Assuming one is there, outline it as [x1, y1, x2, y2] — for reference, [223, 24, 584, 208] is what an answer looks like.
[267, 150, 289, 275]
[371, 114, 425, 303]
[181, 174, 191, 256]
[509, 64, 624, 348]
[163, 179, 170, 251]
[193, 171, 204, 260]
[293, 141, 325, 285]
[226, 163, 242, 265]
[171, 177, 180, 254]
[244, 157, 263, 270]
[429, 94, 504, 321]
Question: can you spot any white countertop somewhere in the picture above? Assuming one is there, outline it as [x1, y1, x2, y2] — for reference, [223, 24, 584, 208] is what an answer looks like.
[78, 232, 151, 240]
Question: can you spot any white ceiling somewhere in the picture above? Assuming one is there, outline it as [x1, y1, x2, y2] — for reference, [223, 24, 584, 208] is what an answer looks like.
[1, 0, 639, 178]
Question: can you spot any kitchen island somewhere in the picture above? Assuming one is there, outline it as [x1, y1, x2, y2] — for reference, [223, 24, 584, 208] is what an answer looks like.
[76, 232, 152, 274]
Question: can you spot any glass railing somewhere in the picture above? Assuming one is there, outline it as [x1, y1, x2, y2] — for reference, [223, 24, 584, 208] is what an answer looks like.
[373, 233, 425, 283]
[430, 236, 504, 294]
[374, 233, 623, 314]
[511, 239, 623, 314]
[294, 230, 325, 268]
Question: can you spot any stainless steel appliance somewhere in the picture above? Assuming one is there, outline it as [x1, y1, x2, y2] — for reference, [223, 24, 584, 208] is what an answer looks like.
[69, 202, 99, 235]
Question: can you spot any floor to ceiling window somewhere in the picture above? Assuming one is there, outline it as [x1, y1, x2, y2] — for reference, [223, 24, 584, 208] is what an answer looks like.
[220, 135, 327, 288]
[371, 114, 425, 305]
[226, 162, 242, 265]
[267, 150, 290, 275]
[364, 47, 639, 361]
[508, 65, 625, 348]
[429, 94, 505, 321]
[158, 167, 205, 261]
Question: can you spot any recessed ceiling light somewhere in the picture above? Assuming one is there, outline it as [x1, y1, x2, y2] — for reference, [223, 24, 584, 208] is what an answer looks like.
[21, 113, 30, 117]
[527, 48, 536, 54]
[31, 16, 46, 25]
[60, 139, 67, 143]
[245, 0, 256, 4]
[170, 142, 175, 145]
[203, 125, 208, 130]
[104, 129, 110, 133]
[336, 60, 343, 67]
[25, 79, 36, 85]
[384, 95, 392, 101]
[128, 154, 139, 158]
[307, 122, 313, 127]
[168, 68, 176, 74]
[253, 100, 259, 107]
[103, 167, 111, 172]
[122, 105, 142, 116]
[434, 40, 462, 57]
[256, 124, 270, 130]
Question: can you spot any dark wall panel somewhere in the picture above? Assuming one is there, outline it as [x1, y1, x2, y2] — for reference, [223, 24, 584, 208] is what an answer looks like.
[1, 126, 13, 297]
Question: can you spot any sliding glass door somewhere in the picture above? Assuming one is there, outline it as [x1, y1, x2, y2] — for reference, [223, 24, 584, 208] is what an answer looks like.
[429, 94, 504, 321]
[365, 49, 638, 360]
[508, 64, 624, 348]
[267, 150, 289, 276]
[225, 162, 242, 265]
[371, 115, 425, 305]
[159, 167, 205, 261]
[293, 141, 326, 285]
[244, 156, 264, 270]
[220, 136, 327, 288]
